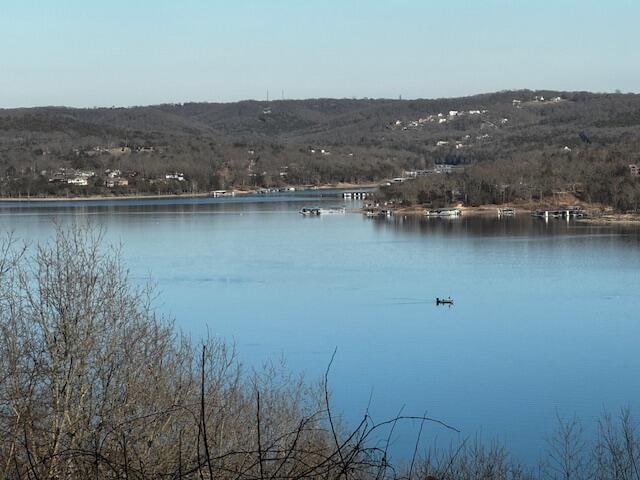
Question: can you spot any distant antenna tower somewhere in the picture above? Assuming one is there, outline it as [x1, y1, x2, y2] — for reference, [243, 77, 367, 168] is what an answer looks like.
[282, 89, 284, 101]
[266, 89, 269, 102]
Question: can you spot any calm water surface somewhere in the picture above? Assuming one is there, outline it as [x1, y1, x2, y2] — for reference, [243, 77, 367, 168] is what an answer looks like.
[2, 193, 639, 464]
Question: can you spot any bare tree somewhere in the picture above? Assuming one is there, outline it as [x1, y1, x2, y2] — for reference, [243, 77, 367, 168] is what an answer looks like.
[0, 226, 456, 480]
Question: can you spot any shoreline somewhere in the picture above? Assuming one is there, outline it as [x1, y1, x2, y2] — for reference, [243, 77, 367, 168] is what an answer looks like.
[374, 203, 640, 225]
[2, 190, 638, 225]
[0, 192, 215, 202]
[0, 182, 380, 203]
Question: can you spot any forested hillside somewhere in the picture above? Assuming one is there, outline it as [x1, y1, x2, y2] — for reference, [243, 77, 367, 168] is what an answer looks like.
[1, 89, 640, 210]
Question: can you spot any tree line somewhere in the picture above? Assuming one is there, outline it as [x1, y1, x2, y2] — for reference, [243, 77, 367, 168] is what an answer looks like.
[1, 90, 640, 208]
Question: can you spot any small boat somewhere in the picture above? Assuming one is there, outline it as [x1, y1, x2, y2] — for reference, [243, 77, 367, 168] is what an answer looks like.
[436, 297, 454, 305]
[300, 207, 345, 216]
[498, 207, 515, 216]
[299, 207, 321, 216]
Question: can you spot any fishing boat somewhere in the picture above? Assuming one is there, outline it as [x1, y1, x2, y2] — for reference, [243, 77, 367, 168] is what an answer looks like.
[436, 297, 454, 305]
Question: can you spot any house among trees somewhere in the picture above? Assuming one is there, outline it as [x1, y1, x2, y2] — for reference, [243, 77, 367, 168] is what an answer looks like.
[48, 168, 94, 185]
[630, 164, 639, 177]
[166, 172, 185, 181]
[107, 146, 131, 156]
[67, 177, 89, 186]
[105, 177, 129, 188]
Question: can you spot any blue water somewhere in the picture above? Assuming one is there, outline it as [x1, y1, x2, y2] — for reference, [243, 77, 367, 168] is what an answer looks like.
[1, 194, 639, 464]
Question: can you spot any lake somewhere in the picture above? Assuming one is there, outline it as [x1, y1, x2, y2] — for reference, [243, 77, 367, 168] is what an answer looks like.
[1, 192, 639, 465]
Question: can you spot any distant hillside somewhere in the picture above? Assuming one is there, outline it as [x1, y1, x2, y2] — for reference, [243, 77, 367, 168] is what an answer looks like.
[1, 90, 640, 209]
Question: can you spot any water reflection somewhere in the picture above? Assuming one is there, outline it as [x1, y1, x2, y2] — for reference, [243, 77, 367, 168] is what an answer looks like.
[367, 213, 640, 242]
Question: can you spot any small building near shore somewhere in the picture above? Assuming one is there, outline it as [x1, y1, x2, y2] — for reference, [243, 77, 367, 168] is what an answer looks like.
[105, 177, 129, 188]
[166, 173, 185, 181]
[67, 177, 88, 186]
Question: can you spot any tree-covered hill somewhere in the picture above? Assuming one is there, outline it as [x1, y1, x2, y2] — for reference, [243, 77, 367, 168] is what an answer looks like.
[1, 89, 639, 209]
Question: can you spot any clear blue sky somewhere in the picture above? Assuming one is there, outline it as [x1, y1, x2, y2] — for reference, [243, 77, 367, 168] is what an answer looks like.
[1, 0, 638, 107]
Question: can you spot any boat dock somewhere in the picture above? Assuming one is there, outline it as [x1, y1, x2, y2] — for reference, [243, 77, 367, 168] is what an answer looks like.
[211, 190, 235, 198]
[531, 206, 587, 219]
[343, 191, 370, 199]
[425, 208, 461, 217]
[300, 207, 346, 216]
[363, 208, 392, 218]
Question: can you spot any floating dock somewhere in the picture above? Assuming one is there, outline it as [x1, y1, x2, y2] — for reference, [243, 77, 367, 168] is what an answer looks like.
[363, 208, 392, 218]
[211, 190, 235, 198]
[425, 208, 461, 217]
[300, 207, 345, 216]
